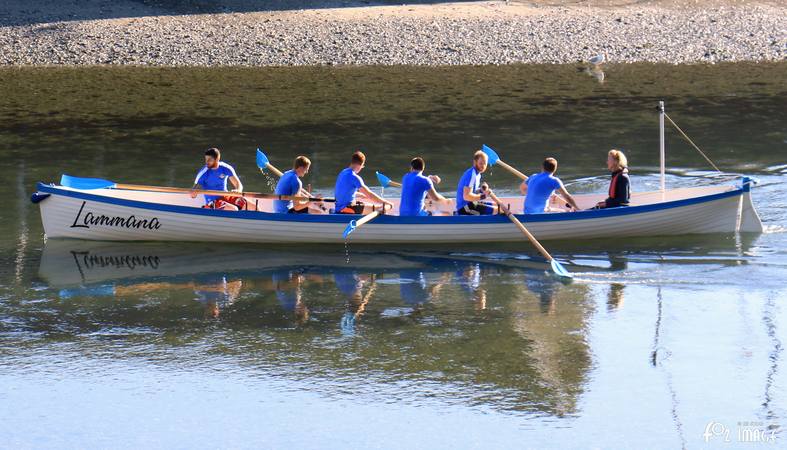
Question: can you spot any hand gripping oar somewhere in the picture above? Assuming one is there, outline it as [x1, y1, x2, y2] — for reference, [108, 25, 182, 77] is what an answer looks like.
[255, 148, 284, 177]
[375, 171, 402, 188]
[488, 191, 572, 279]
[481, 144, 529, 181]
[59, 174, 334, 203]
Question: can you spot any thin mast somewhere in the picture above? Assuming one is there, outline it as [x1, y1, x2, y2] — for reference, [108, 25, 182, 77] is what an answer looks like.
[659, 101, 666, 196]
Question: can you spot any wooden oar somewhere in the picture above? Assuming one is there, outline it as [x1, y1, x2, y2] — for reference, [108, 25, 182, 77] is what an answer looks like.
[255, 148, 284, 177]
[482, 144, 572, 209]
[488, 192, 572, 279]
[59, 174, 334, 203]
[375, 171, 442, 188]
[481, 144, 529, 180]
[255, 148, 330, 213]
[342, 210, 380, 239]
[375, 171, 402, 188]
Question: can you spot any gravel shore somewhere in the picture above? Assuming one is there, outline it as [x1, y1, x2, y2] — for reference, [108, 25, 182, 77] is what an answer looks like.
[1, 1, 784, 66]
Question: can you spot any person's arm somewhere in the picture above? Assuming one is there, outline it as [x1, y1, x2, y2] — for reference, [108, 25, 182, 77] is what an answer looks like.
[557, 186, 579, 211]
[293, 178, 309, 205]
[462, 185, 483, 202]
[360, 185, 393, 208]
[427, 186, 447, 203]
[223, 165, 243, 193]
[520, 180, 528, 195]
[228, 175, 243, 193]
[191, 168, 207, 198]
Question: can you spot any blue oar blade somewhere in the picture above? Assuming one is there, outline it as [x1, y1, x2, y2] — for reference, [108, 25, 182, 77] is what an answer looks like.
[481, 144, 500, 165]
[550, 259, 573, 279]
[60, 174, 116, 190]
[256, 148, 270, 170]
[342, 220, 358, 239]
[375, 171, 392, 188]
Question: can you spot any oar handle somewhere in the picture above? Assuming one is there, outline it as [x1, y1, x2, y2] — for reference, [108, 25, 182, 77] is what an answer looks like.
[114, 184, 333, 202]
[488, 192, 554, 262]
[496, 160, 529, 181]
[354, 210, 380, 227]
[343, 210, 382, 238]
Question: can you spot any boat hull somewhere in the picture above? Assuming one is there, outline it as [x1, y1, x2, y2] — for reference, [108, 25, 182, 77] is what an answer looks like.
[34, 182, 762, 244]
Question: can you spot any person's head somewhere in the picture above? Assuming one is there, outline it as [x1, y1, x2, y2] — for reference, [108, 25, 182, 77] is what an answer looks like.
[204, 148, 221, 168]
[542, 157, 558, 174]
[607, 149, 628, 172]
[350, 151, 366, 173]
[410, 157, 425, 173]
[473, 150, 489, 173]
[293, 155, 311, 177]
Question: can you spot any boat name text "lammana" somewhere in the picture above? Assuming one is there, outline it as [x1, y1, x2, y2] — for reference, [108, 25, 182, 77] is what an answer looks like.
[70, 201, 162, 230]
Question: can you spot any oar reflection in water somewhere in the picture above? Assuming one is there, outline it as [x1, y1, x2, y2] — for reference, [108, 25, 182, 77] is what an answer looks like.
[336, 271, 377, 335]
[398, 268, 451, 312]
[272, 269, 321, 326]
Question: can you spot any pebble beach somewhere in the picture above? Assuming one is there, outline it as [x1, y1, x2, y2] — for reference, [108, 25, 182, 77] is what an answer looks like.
[1, 0, 785, 66]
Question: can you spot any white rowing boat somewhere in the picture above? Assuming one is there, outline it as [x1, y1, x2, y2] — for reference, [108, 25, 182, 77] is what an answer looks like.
[31, 178, 762, 244]
[31, 102, 764, 244]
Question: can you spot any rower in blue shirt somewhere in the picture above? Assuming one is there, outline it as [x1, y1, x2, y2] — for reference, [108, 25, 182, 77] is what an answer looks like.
[456, 150, 496, 215]
[191, 148, 245, 211]
[522, 157, 579, 214]
[274, 156, 311, 214]
[334, 151, 392, 214]
[399, 157, 447, 216]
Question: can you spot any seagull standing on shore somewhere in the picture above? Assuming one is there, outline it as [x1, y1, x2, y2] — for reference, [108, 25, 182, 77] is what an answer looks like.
[586, 54, 606, 84]
[589, 54, 605, 67]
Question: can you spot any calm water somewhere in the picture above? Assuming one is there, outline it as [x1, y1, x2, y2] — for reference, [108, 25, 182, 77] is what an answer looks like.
[1, 64, 786, 449]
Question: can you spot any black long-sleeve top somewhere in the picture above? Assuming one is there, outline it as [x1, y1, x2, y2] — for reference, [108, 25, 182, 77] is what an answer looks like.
[604, 169, 630, 208]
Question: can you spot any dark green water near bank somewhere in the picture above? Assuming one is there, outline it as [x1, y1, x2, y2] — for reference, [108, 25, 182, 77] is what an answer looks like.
[1, 63, 786, 449]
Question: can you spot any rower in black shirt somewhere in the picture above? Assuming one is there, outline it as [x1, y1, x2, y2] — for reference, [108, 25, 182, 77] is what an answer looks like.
[596, 149, 630, 209]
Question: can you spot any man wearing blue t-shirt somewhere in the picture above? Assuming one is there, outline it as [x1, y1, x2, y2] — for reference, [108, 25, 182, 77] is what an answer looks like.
[456, 150, 497, 215]
[400, 157, 447, 216]
[522, 158, 579, 214]
[191, 148, 245, 211]
[274, 156, 311, 214]
[334, 151, 393, 214]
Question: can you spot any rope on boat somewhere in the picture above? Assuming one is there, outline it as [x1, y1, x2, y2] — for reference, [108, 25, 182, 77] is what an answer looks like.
[663, 112, 722, 173]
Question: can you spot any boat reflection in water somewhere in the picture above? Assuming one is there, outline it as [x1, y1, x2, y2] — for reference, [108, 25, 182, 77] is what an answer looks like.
[38, 239, 595, 415]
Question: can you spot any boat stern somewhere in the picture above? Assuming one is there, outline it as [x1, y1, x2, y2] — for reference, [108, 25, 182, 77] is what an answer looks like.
[738, 177, 764, 233]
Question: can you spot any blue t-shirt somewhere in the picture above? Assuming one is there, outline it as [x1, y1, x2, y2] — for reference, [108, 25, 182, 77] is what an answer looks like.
[334, 167, 365, 211]
[524, 172, 563, 214]
[272, 269, 298, 311]
[274, 170, 302, 213]
[399, 171, 433, 216]
[194, 162, 239, 203]
[455, 166, 481, 210]
[334, 272, 361, 297]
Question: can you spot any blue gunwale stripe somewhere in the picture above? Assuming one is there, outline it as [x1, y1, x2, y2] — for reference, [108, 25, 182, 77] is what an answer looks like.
[36, 182, 744, 225]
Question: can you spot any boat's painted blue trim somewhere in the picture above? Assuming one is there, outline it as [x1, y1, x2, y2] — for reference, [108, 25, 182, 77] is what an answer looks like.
[30, 192, 50, 204]
[35, 182, 744, 225]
